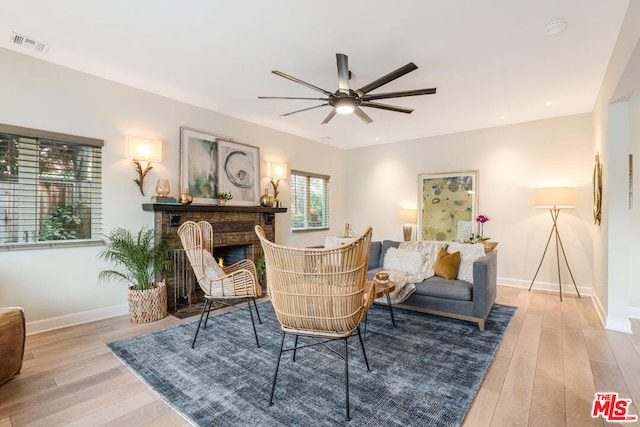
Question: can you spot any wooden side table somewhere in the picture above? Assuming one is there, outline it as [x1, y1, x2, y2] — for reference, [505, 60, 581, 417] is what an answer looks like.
[364, 280, 397, 338]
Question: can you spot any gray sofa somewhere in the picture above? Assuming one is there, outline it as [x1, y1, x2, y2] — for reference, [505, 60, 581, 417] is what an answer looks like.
[366, 240, 497, 330]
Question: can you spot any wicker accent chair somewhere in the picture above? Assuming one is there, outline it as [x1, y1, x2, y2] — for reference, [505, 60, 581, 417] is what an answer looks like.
[178, 221, 262, 348]
[254, 225, 374, 421]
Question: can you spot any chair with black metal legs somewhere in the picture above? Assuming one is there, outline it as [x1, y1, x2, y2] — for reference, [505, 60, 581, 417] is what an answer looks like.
[255, 225, 374, 421]
[178, 221, 262, 348]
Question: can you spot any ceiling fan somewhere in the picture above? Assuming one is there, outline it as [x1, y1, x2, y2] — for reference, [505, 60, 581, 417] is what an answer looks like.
[259, 53, 437, 124]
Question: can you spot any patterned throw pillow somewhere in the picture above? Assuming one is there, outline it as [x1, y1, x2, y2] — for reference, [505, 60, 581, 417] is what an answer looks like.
[383, 247, 426, 275]
[202, 249, 225, 279]
[447, 242, 486, 283]
[433, 247, 461, 280]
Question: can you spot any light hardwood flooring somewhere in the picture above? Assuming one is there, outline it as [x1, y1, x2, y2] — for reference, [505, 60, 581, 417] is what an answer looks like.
[1, 286, 639, 426]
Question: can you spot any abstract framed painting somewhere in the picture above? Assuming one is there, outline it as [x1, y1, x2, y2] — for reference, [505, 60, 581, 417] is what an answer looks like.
[179, 127, 218, 205]
[418, 171, 478, 242]
[217, 140, 261, 206]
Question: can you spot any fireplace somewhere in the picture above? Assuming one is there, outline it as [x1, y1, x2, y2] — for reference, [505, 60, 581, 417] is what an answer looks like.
[213, 245, 248, 267]
[143, 203, 286, 313]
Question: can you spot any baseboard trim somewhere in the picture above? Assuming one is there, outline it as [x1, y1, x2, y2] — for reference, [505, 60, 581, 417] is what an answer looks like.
[629, 306, 640, 320]
[497, 277, 592, 296]
[26, 304, 129, 335]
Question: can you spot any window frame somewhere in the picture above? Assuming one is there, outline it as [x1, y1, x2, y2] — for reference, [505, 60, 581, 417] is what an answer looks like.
[290, 169, 330, 232]
[0, 123, 104, 251]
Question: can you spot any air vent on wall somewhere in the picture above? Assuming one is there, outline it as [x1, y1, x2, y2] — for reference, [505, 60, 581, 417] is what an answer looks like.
[10, 32, 50, 53]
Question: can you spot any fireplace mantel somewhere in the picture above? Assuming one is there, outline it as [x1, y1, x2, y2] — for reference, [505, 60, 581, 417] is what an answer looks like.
[143, 203, 287, 312]
[142, 203, 287, 214]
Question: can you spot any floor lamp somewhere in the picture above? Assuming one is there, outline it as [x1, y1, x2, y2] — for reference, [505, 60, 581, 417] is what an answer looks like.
[529, 187, 581, 301]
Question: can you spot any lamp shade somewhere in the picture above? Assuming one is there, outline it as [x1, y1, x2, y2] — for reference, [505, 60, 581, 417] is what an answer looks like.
[399, 208, 418, 224]
[534, 187, 576, 208]
[267, 161, 287, 179]
[125, 136, 162, 162]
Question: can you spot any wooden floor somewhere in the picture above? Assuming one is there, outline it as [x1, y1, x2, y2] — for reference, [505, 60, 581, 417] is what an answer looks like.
[1, 286, 639, 426]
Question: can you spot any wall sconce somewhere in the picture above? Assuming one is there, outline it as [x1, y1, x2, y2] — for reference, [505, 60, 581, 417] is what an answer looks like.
[267, 161, 287, 200]
[125, 135, 162, 196]
[399, 209, 418, 241]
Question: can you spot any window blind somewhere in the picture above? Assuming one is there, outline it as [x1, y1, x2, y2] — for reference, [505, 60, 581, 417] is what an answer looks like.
[0, 124, 103, 249]
[290, 169, 329, 231]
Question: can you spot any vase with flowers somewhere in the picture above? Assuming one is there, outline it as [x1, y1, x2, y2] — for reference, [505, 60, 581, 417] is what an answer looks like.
[475, 214, 497, 252]
[213, 191, 233, 206]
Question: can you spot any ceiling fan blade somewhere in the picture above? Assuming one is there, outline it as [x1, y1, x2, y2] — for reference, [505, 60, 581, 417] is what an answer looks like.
[258, 96, 329, 100]
[321, 109, 337, 124]
[336, 53, 350, 94]
[353, 106, 373, 124]
[360, 101, 414, 114]
[281, 103, 329, 117]
[361, 87, 437, 101]
[272, 70, 333, 96]
[356, 63, 418, 95]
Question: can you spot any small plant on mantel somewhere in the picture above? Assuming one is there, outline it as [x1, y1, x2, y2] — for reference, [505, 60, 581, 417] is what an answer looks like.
[214, 191, 233, 201]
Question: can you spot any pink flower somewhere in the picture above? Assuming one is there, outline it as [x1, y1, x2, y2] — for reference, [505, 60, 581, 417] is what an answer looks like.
[476, 214, 490, 223]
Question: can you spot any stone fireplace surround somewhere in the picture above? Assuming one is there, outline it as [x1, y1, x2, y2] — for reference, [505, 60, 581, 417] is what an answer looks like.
[143, 203, 286, 313]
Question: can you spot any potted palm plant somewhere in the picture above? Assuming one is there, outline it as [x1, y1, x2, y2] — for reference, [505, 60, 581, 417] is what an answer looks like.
[98, 227, 173, 323]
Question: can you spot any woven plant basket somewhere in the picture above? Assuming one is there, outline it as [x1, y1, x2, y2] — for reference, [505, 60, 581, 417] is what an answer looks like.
[127, 281, 168, 323]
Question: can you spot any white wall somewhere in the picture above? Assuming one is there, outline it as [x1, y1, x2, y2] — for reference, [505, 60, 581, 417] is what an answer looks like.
[0, 47, 348, 333]
[630, 90, 640, 315]
[592, 1, 640, 330]
[344, 114, 594, 292]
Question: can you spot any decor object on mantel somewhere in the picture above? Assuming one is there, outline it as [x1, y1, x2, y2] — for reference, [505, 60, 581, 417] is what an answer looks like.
[179, 189, 193, 205]
[124, 135, 162, 196]
[259, 53, 437, 124]
[107, 301, 516, 426]
[260, 188, 273, 207]
[155, 179, 170, 197]
[213, 191, 233, 206]
[529, 187, 580, 301]
[98, 227, 172, 323]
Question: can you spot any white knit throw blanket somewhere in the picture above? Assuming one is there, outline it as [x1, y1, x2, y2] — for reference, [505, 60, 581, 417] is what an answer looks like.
[375, 241, 446, 304]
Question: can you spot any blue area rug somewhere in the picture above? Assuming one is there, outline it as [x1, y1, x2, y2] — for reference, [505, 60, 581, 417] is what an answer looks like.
[107, 302, 516, 426]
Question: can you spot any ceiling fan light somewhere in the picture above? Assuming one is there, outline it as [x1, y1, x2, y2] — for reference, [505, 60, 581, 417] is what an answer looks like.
[336, 104, 354, 115]
[334, 98, 354, 115]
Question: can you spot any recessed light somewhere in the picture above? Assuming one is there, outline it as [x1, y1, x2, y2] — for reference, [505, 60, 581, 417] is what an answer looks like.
[320, 136, 331, 140]
[544, 20, 567, 36]
[545, 100, 554, 107]
[499, 115, 505, 120]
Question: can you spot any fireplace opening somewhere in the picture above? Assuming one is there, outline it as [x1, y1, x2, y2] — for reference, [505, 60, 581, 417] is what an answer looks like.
[213, 245, 249, 267]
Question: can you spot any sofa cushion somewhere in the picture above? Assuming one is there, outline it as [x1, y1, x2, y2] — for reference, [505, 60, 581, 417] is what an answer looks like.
[381, 240, 400, 266]
[383, 247, 425, 275]
[448, 242, 486, 283]
[434, 247, 461, 280]
[368, 241, 382, 270]
[414, 277, 473, 301]
[202, 249, 225, 279]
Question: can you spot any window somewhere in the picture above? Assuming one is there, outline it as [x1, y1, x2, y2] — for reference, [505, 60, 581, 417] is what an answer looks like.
[0, 124, 103, 250]
[290, 169, 329, 231]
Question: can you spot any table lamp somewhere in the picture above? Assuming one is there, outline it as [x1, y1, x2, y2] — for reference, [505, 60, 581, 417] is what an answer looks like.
[399, 209, 418, 241]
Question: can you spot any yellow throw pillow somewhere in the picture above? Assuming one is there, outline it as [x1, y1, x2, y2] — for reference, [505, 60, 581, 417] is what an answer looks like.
[434, 247, 461, 280]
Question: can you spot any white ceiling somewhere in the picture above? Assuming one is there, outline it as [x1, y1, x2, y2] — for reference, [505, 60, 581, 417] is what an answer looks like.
[0, 1, 630, 150]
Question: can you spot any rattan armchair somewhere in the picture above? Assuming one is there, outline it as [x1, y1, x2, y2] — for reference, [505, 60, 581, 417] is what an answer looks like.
[178, 221, 262, 348]
[254, 225, 374, 421]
